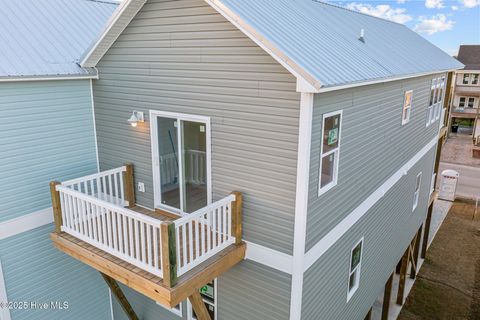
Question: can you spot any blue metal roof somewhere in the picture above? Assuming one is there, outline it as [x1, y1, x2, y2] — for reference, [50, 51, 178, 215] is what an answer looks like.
[219, 0, 464, 88]
[0, 0, 117, 79]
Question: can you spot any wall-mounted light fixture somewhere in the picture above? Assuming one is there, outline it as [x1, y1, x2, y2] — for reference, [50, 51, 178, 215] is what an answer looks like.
[128, 111, 144, 127]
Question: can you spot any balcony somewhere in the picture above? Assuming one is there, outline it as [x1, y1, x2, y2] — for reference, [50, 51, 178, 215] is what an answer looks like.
[49, 165, 245, 319]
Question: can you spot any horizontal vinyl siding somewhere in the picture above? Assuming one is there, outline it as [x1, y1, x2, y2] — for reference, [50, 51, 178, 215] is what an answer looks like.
[94, 0, 300, 254]
[306, 73, 444, 250]
[0, 80, 98, 222]
[218, 260, 291, 320]
[302, 147, 436, 320]
[0, 224, 111, 320]
[112, 284, 186, 320]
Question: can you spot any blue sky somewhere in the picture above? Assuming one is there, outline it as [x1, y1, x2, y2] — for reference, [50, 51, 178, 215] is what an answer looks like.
[331, 0, 480, 55]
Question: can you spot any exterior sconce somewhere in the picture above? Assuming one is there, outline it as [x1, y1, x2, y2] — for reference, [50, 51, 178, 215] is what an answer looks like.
[128, 111, 144, 127]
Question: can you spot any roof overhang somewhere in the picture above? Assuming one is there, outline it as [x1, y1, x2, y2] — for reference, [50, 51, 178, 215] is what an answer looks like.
[0, 71, 98, 83]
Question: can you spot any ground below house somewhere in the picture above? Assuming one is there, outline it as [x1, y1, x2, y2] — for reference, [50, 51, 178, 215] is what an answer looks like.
[440, 134, 480, 167]
[398, 201, 480, 320]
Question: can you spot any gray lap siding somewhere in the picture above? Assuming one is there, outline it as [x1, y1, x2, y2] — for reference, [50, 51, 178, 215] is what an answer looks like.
[306, 73, 444, 251]
[302, 146, 436, 320]
[92, 0, 300, 255]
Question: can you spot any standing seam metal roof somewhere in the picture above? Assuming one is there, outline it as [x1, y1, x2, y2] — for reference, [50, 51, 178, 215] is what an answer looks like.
[0, 0, 118, 79]
[218, 0, 463, 88]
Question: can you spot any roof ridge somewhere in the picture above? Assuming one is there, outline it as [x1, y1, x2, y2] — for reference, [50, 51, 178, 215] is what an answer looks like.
[311, 0, 405, 27]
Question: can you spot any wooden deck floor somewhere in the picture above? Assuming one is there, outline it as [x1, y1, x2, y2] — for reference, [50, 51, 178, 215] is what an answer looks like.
[50, 231, 245, 308]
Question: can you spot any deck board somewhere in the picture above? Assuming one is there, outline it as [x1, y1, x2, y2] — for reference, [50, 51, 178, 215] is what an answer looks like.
[50, 231, 245, 308]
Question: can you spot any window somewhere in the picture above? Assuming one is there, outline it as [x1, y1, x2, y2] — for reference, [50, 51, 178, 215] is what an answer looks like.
[157, 302, 183, 317]
[402, 90, 413, 125]
[413, 172, 422, 211]
[426, 80, 436, 125]
[318, 111, 342, 196]
[150, 111, 211, 215]
[467, 97, 475, 108]
[435, 77, 445, 120]
[463, 74, 470, 84]
[347, 238, 363, 301]
[459, 97, 466, 108]
[472, 74, 479, 85]
[190, 280, 217, 320]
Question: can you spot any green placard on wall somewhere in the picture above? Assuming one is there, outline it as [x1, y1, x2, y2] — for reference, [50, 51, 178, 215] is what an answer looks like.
[328, 128, 338, 145]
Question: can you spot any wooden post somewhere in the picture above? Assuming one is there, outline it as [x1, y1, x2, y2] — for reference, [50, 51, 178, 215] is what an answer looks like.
[231, 191, 243, 244]
[161, 221, 177, 288]
[382, 272, 394, 320]
[188, 291, 211, 320]
[397, 247, 410, 305]
[395, 260, 402, 274]
[421, 204, 433, 259]
[50, 181, 62, 233]
[410, 226, 422, 279]
[124, 163, 135, 208]
[364, 307, 372, 320]
[100, 273, 139, 320]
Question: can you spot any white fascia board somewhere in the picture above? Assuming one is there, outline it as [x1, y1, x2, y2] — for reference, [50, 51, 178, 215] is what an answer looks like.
[80, 0, 147, 68]
[0, 208, 53, 240]
[303, 135, 439, 271]
[0, 74, 98, 82]
[0, 261, 11, 320]
[318, 68, 463, 94]
[289, 92, 314, 320]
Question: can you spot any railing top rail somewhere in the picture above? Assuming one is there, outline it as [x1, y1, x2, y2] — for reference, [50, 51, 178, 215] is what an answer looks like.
[56, 185, 160, 226]
[174, 194, 236, 226]
[61, 166, 127, 187]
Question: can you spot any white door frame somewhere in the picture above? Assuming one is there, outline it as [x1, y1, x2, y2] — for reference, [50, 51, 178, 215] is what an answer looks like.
[150, 110, 212, 215]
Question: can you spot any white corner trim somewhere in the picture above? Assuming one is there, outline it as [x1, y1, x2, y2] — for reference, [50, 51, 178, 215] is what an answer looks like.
[108, 289, 115, 320]
[290, 93, 314, 320]
[0, 208, 53, 240]
[244, 241, 293, 274]
[90, 79, 100, 172]
[0, 261, 11, 320]
[205, 0, 321, 92]
[303, 135, 439, 272]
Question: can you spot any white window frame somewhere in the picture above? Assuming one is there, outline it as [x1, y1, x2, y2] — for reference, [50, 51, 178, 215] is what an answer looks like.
[459, 96, 466, 109]
[187, 279, 217, 320]
[471, 74, 479, 85]
[402, 90, 413, 126]
[426, 79, 436, 126]
[467, 97, 476, 108]
[318, 110, 343, 196]
[157, 301, 183, 317]
[462, 73, 470, 85]
[412, 172, 422, 211]
[347, 238, 364, 302]
[435, 77, 446, 121]
[150, 110, 212, 216]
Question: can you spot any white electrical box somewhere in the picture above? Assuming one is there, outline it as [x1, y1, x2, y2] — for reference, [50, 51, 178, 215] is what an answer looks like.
[438, 169, 459, 201]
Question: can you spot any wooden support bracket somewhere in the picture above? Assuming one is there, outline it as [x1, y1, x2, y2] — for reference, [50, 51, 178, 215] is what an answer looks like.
[188, 291, 211, 320]
[100, 273, 139, 320]
[410, 226, 422, 279]
[421, 204, 434, 259]
[50, 181, 62, 233]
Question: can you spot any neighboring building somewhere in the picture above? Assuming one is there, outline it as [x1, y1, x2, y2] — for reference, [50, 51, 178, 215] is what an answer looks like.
[1, 0, 462, 320]
[448, 45, 480, 139]
[0, 1, 117, 320]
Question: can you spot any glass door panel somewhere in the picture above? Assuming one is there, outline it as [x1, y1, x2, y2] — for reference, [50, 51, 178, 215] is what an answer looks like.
[157, 117, 180, 210]
[181, 120, 207, 213]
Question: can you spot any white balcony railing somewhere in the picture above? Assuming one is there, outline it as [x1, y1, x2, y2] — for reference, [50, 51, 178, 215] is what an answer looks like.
[51, 166, 241, 285]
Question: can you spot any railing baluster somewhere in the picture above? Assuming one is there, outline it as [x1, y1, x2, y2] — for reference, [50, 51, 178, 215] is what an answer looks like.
[140, 222, 146, 263]
[92, 204, 99, 242]
[188, 221, 194, 263]
[134, 220, 140, 261]
[86, 201, 93, 238]
[101, 207, 107, 245]
[129, 217, 134, 257]
[118, 213, 124, 254]
[195, 218, 200, 260]
[206, 210, 211, 252]
[147, 225, 152, 266]
[108, 174, 114, 203]
[112, 210, 118, 251]
[119, 172, 125, 205]
[122, 214, 127, 255]
[182, 224, 187, 265]
[113, 172, 119, 205]
[153, 226, 159, 269]
[106, 209, 112, 247]
[102, 176, 107, 201]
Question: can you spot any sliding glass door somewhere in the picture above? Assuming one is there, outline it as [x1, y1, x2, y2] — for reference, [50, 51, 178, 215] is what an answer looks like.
[151, 111, 211, 214]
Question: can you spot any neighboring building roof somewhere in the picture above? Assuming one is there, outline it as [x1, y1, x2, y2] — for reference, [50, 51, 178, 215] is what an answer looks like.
[456, 45, 480, 70]
[0, 0, 118, 80]
[81, 0, 464, 92]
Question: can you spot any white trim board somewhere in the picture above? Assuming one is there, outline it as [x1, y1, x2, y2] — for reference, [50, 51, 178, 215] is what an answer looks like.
[0, 261, 11, 320]
[0, 208, 53, 240]
[90, 79, 100, 172]
[244, 241, 293, 274]
[290, 92, 314, 320]
[0, 74, 98, 83]
[303, 135, 439, 272]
